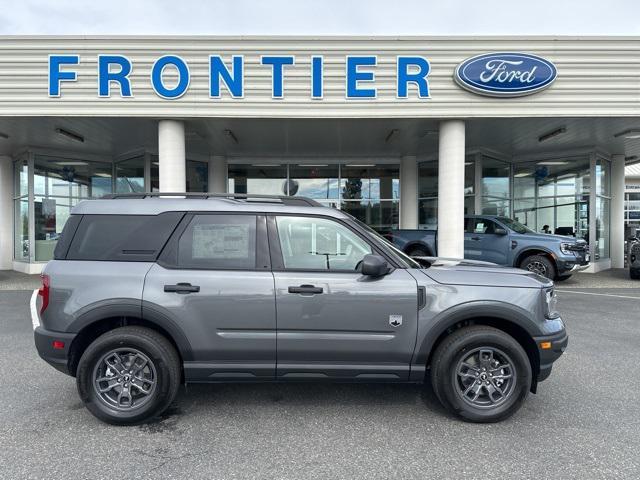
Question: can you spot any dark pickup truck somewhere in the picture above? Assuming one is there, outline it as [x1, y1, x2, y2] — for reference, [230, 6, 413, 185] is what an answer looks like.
[390, 215, 590, 280]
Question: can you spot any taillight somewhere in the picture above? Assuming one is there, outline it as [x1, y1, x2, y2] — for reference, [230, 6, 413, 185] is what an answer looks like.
[38, 274, 50, 314]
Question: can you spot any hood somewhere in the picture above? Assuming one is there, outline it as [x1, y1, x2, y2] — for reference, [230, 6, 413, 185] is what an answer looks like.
[514, 231, 586, 245]
[417, 257, 552, 288]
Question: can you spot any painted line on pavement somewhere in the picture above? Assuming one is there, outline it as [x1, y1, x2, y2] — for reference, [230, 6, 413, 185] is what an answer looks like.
[556, 289, 640, 300]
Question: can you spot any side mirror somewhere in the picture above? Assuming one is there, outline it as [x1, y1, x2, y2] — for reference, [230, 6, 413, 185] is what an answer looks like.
[494, 227, 508, 235]
[360, 254, 390, 277]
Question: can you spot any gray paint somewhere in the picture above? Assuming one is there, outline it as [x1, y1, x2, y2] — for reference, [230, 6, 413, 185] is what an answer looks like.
[36, 197, 567, 385]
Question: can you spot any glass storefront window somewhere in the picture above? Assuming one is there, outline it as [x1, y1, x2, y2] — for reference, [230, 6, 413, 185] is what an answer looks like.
[34, 155, 112, 199]
[288, 165, 340, 200]
[340, 165, 399, 201]
[596, 158, 610, 197]
[228, 164, 288, 195]
[596, 196, 610, 259]
[341, 200, 399, 233]
[14, 197, 29, 262]
[14, 158, 28, 198]
[116, 156, 145, 193]
[186, 160, 208, 193]
[482, 157, 510, 199]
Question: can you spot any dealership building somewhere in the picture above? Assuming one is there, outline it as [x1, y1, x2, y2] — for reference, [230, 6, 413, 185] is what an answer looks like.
[0, 35, 639, 274]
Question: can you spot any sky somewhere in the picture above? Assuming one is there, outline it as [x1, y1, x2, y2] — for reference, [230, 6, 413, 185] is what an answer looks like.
[0, 0, 639, 35]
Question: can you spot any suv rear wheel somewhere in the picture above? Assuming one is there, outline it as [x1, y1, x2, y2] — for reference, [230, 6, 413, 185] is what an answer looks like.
[430, 326, 532, 423]
[520, 254, 556, 280]
[76, 326, 181, 425]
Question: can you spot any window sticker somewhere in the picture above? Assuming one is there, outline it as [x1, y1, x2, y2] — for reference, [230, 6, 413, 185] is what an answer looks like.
[192, 224, 250, 259]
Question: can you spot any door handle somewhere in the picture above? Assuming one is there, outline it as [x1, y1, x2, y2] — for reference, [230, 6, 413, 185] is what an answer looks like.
[288, 284, 323, 295]
[164, 283, 200, 294]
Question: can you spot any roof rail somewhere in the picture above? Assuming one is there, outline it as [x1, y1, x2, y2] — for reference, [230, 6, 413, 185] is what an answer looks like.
[99, 192, 324, 207]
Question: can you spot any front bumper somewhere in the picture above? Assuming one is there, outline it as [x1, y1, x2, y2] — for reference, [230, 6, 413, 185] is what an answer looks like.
[556, 253, 590, 275]
[533, 327, 568, 382]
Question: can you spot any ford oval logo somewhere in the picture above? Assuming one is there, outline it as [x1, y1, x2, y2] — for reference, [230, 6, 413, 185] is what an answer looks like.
[454, 52, 557, 97]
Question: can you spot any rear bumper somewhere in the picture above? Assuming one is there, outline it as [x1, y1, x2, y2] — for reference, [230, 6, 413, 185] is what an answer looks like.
[533, 328, 568, 382]
[34, 327, 76, 375]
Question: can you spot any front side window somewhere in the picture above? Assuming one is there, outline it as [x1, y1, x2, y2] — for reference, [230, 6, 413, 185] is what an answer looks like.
[467, 218, 499, 235]
[276, 216, 372, 271]
[178, 215, 257, 269]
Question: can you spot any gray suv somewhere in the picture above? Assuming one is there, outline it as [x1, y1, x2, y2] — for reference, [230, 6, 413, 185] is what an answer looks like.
[32, 193, 567, 425]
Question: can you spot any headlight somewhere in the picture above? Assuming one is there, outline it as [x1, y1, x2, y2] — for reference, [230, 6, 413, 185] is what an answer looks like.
[560, 242, 574, 255]
[544, 288, 560, 319]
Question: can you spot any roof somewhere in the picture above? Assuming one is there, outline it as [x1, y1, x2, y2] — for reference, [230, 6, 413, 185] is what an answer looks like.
[71, 195, 347, 218]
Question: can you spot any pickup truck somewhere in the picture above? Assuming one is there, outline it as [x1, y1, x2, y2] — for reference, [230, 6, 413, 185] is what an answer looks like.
[389, 215, 590, 280]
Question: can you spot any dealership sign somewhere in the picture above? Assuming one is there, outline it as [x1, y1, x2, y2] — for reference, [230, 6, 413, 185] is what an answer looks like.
[47, 55, 432, 100]
[454, 52, 557, 97]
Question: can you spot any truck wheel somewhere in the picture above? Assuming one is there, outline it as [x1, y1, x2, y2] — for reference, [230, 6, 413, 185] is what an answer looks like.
[520, 254, 555, 279]
[631, 269, 640, 280]
[555, 274, 572, 282]
[76, 326, 181, 425]
[430, 326, 531, 423]
[407, 246, 430, 257]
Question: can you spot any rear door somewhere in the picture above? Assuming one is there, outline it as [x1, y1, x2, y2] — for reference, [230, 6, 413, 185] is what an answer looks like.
[143, 213, 276, 381]
[464, 217, 510, 264]
[269, 214, 419, 381]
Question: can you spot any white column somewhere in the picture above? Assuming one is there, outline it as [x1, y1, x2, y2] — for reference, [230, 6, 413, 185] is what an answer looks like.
[438, 120, 466, 258]
[0, 156, 12, 270]
[158, 120, 186, 192]
[400, 155, 418, 229]
[208, 155, 227, 193]
[610, 154, 626, 268]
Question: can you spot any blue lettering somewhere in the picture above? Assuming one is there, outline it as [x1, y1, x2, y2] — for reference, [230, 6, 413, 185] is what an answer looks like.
[346, 56, 377, 98]
[261, 56, 294, 98]
[98, 55, 133, 97]
[48, 55, 79, 97]
[209, 55, 244, 98]
[397, 56, 430, 98]
[311, 56, 323, 99]
[151, 55, 190, 99]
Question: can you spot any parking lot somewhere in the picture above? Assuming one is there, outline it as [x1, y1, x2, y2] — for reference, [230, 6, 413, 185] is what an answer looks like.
[1, 273, 639, 479]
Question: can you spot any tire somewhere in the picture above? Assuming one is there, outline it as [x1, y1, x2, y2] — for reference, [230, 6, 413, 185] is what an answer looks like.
[430, 326, 532, 423]
[520, 254, 556, 280]
[555, 274, 572, 282]
[407, 246, 430, 257]
[631, 269, 640, 280]
[76, 326, 181, 425]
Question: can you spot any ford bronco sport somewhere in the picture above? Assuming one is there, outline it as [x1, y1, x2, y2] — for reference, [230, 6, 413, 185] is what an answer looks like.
[32, 193, 568, 425]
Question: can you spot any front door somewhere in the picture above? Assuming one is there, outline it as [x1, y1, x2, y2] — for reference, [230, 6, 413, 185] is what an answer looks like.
[143, 213, 276, 381]
[464, 217, 510, 265]
[269, 215, 419, 381]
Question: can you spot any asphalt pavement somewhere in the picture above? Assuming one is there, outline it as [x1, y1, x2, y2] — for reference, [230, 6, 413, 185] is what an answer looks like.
[0, 287, 639, 479]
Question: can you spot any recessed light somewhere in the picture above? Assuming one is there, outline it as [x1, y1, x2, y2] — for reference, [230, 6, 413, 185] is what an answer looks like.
[55, 127, 84, 143]
[54, 161, 88, 166]
[614, 129, 640, 139]
[515, 172, 532, 177]
[299, 164, 329, 167]
[538, 127, 566, 142]
[349, 164, 376, 167]
[537, 161, 569, 166]
[94, 173, 112, 178]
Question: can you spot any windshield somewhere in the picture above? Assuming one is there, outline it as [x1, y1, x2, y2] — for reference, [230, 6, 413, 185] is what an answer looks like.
[496, 216, 534, 234]
[348, 216, 422, 269]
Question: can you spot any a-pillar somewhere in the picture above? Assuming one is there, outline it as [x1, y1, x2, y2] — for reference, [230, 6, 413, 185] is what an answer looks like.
[158, 120, 186, 192]
[437, 120, 466, 258]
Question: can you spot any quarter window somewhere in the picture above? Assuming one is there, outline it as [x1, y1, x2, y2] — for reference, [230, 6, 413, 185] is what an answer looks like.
[178, 215, 257, 269]
[276, 216, 372, 271]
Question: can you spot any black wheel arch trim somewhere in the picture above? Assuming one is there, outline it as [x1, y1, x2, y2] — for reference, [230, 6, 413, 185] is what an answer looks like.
[514, 247, 557, 268]
[411, 300, 541, 378]
[67, 298, 194, 362]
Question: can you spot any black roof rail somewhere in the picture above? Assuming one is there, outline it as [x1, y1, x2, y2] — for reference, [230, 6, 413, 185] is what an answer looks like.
[99, 192, 324, 207]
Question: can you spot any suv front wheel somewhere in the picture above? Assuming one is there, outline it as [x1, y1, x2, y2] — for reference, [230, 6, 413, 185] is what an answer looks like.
[76, 326, 181, 425]
[430, 326, 532, 423]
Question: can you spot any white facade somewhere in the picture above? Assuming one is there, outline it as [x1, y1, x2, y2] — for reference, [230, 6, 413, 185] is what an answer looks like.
[0, 35, 638, 273]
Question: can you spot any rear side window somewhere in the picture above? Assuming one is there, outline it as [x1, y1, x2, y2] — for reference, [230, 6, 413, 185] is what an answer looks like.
[53, 215, 82, 260]
[67, 212, 184, 261]
[177, 214, 257, 270]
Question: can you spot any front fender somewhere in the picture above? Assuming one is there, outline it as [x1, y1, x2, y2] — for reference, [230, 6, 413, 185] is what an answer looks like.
[513, 245, 558, 267]
[409, 300, 541, 381]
